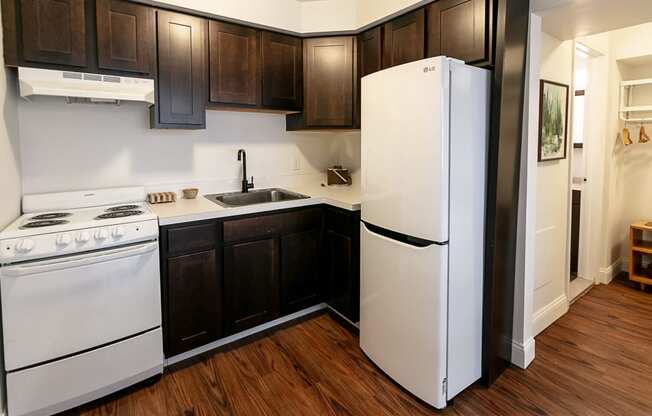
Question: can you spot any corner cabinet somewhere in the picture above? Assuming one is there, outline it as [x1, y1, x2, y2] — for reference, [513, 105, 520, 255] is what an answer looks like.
[286, 36, 356, 130]
[21, 0, 87, 67]
[152, 11, 207, 129]
[96, 0, 155, 74]
[382, 8, 425, 69]
[261, 31, 302, 110]
[209, 21, 259, 107]
[426, 0, 492, 65]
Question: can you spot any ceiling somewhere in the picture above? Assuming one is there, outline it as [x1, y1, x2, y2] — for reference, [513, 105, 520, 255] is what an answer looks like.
[534, 0, 652, 40]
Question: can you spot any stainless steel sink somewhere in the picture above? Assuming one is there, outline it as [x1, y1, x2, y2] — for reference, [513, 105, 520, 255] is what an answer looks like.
[205, 188, 310, 208]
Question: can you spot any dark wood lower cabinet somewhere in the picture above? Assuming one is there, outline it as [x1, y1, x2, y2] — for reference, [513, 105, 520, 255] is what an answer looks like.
[224, 238, 280, 334]
[324, 208, 360, 323]
[166, 250, 221, 356]
[281, 229, 322, 314]
[160, 206, 359, 358]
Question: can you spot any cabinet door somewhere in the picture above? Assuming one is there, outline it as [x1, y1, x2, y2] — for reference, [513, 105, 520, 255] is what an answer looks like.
[156, 11, 206, 127]
[426, 0, 489, 63]
[261, 31, 302, 109]
[304, 36, 353, 127]
[382, 8, 425, 69]
[209, 21, 258, 106]
[224, 238, 279, 334]
[280, 229, 321, 314]
[358, 27, 382, 78]
[167, 250, 221, 356]
[21, 0, 86, 66]
[96, 0, 155, 74]
[325, 230, 356, 322]
[357, 27, 382, 127]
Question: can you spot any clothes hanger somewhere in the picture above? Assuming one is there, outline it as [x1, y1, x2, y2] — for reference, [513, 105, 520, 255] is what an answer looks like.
[623, 125, 633, 146]
[640, 122, 650, 143]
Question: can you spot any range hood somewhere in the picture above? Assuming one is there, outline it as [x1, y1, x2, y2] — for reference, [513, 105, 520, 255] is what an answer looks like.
[18, 67, 155, 105]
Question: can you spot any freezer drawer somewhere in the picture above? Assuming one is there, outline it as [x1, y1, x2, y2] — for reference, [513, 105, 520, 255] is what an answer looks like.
[1, 242, 162, 371]
[359, 222, 448, 409]
[7, 328, 163, 416]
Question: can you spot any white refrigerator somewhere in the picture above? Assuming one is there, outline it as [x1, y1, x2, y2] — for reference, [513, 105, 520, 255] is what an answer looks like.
[360, 56, 490, 409]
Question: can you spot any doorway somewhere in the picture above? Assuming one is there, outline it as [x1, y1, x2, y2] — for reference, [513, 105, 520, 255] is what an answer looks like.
[568, 42, 604, 302]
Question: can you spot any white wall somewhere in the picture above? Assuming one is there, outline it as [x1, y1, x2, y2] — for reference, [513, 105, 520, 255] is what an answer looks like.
[0, 68, 20, 230]
[532, 32, 573, 335]
[145, 0, 304, 32]
[356, 0, 426, 29]
[17, 99, 360, 195]
[147, 0, 425, 33]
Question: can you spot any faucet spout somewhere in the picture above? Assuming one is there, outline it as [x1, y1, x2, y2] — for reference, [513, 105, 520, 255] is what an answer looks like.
[237, 149, 254, 193]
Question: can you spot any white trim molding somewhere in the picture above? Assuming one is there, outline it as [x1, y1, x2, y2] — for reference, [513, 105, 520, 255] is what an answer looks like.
[511, 338, 536, 369]
[597, 258, 623, 285]
[532, 294, 569, 336]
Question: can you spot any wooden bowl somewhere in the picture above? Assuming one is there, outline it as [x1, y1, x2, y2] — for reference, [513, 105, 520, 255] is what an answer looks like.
[182, 188, 199, 199]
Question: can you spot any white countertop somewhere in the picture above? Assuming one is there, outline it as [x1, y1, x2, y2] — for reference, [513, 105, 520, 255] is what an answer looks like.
[150, 182, 361, 226]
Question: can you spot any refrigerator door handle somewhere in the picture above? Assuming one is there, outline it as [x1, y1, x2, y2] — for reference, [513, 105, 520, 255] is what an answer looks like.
[361, 221, 448, 248]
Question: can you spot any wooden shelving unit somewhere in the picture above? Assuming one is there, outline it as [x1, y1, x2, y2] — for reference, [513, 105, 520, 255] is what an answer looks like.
[629, 221, 652, 290]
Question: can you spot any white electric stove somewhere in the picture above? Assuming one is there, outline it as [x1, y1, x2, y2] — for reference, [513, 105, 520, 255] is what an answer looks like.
[0, 187, 163, 416]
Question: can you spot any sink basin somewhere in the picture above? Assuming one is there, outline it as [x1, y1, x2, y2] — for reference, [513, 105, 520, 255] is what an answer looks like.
[205, 188, 310, 208]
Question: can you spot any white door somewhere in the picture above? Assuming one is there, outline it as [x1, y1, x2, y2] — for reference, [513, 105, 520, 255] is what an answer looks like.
[359, 222, 448, 409]
[1, 242, 162, 371]
[361, 57, 450, 242]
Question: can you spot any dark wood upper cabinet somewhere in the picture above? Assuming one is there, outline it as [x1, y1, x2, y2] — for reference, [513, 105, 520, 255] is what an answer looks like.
[356, 26, 382, 127]
[358, 27, 382, 78]
[223, 238, 279, 334]
[167, 250, 221, 357]
[426, 0, 490, 64]
[303, 36, 354, 127]
[209, 21, 259, 106]
[280, 229, 321, 314]
[382, 8, 425, 69]
[261, 31, 302, 110]
[154, 10, 206, 128]
[95, 0, 155, 74]
[21, 0, 87, 67]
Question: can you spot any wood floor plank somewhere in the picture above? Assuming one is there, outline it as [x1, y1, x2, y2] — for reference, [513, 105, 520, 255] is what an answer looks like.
[66, 281, 652, 416]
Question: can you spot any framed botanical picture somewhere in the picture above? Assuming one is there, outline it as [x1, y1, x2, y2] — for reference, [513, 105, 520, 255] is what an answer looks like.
[538, 79, 569, 162]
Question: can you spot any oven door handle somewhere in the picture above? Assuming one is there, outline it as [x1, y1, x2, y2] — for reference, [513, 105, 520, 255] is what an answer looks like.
[1, 242, 158, 277]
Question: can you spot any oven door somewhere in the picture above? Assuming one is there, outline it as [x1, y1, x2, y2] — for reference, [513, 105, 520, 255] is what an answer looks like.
[1, 241, 161, 371]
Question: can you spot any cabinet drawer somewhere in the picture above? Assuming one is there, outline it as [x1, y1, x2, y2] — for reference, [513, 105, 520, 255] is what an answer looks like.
[223, 208, 322, 243]
[167, 223, 216, 255]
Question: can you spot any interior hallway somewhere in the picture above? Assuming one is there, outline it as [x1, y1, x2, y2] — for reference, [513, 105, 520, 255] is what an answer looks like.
[65, 281, 652, 416]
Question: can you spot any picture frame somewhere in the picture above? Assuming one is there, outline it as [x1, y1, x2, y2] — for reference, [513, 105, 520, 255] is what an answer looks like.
[538, 79, 569, 162]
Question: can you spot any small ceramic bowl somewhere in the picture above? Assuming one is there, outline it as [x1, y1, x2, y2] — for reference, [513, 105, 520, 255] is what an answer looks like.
[182, 188, 199, 199]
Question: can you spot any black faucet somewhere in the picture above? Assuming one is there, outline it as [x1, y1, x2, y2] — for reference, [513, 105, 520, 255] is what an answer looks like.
[237, 149, 254, 193]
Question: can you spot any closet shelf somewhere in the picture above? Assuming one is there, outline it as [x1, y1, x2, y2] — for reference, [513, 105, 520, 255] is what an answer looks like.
[620, 79, 652, 122]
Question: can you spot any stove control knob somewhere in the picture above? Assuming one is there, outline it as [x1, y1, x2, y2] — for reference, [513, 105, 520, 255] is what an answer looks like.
[56, 234, 72, 247]
[112, 226, 125, 239]
[94, 229, 108, 241]
[16, 239, 35, 253]
[75, 231, 91, 244]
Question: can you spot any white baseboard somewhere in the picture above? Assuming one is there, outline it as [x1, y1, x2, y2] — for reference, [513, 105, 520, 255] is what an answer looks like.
[597, 258, 623, 285]
[532, 294, 569, 336]
[511, 338, 535, 369]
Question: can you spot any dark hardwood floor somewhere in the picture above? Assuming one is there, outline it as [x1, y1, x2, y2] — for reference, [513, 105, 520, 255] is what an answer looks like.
[66, 281, 652, 415]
